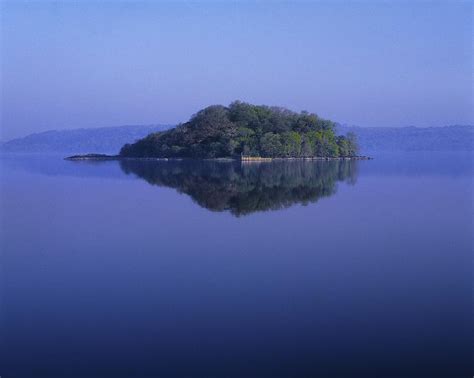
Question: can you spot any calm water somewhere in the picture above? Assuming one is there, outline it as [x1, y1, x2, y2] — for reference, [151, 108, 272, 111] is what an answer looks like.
[1, 153, 472, 377]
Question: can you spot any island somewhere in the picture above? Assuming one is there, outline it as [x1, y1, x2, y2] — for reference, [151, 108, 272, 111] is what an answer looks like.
[67, 101, 372, 161]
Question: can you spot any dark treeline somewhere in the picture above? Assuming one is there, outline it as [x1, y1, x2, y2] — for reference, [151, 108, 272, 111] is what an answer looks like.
[119, 159, 358, 216]
[120, 101, 358, 158]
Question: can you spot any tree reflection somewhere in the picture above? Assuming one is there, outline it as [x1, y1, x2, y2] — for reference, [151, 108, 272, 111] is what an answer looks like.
[119, 159, 358, 216]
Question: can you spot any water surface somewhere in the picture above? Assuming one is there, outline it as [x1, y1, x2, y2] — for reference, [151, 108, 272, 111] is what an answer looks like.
[1, 152, 472, 377]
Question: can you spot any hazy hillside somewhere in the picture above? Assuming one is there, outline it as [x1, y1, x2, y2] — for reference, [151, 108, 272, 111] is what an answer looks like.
[1, 124, 472, 155]
[337, 124, 473, 153]
[0, 125, 172, 154]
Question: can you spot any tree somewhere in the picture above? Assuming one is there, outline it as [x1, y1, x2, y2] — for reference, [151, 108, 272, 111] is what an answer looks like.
[260, 133, 283, 157]
[281, 132, 302, 157]
[301, 135, 313, 157]
[337, 136, 349, 157]
[346, 132, 358, 156]
[120, 101, 356, 159]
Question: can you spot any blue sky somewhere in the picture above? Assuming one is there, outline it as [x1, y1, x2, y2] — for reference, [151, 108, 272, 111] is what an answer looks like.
[1, 1, 472, 140]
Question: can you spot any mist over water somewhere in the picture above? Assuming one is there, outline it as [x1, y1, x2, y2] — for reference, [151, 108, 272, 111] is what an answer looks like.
[0, 152, 472, 377]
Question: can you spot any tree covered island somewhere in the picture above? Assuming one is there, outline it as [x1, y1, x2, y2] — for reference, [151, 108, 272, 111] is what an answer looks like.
[120, 101, 359, 159]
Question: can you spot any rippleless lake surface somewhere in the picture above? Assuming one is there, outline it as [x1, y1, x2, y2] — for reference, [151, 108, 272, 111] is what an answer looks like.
[0, 152, 472, 377]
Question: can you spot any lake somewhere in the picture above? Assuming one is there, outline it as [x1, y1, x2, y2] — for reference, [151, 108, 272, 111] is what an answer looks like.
[1, 152, 472, 377]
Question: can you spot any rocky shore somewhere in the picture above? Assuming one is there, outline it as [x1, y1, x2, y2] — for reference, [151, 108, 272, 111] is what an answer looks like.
[66, 154, 373, 161]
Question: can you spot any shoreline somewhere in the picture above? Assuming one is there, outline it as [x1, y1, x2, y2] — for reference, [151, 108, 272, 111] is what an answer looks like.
[65, 154, 373, 161]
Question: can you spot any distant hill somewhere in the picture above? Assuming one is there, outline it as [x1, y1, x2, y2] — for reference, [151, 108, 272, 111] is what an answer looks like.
[337, 124, 473, 153]
[1, 123, 472, 155]
[0, 124, 172, 154]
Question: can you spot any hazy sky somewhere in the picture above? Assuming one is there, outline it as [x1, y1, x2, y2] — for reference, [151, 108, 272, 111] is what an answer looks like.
[1, 1, 472, 140]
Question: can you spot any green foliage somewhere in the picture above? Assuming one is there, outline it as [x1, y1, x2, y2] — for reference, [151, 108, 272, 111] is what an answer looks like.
[260, 133, 283, 157]
[120, 101, 358, 158]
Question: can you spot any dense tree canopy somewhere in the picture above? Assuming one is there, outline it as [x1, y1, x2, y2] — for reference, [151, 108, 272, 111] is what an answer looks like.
[120, 101, 358, 158]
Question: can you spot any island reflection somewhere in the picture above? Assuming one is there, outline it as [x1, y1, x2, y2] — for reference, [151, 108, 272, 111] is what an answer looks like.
[119, 159, 358, 216]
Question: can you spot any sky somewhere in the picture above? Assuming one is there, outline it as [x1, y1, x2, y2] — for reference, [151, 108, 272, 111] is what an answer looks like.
[0, 1, 472, 140]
